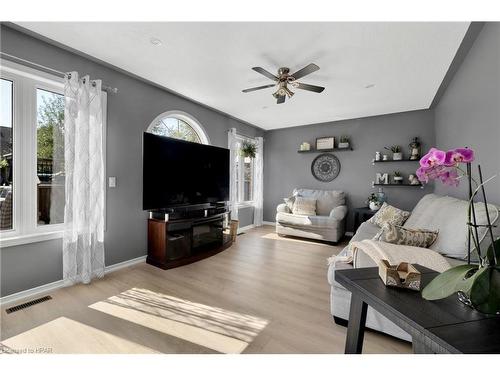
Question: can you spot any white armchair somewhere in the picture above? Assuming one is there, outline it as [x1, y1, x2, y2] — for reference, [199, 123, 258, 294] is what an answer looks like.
[275, 188, 347, 243]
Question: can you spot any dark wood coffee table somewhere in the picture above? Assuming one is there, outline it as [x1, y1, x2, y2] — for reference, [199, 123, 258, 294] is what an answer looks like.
[335, 265, 500, 354]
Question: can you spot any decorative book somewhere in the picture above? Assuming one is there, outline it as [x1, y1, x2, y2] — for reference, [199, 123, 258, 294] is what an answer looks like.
[378, 260, 421, 291]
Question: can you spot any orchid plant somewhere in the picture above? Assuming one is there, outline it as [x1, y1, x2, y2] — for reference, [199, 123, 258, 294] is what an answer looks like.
[416, 147, 474, 187]
[417, 147, 500, 314]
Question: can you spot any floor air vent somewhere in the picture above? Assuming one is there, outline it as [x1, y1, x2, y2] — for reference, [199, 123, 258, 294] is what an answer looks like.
[6, 295, 52, 314]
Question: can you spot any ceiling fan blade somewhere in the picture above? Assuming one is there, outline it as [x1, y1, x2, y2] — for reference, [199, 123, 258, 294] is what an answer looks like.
[295, 82, 325, 93]
[252, 67, 278, 81]
[242, 84, 276, 93]
[291, 63, 320, 80]
[276, 95, 286, 104]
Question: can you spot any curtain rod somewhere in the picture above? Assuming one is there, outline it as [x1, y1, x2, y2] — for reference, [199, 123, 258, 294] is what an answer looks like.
[0, 52, 118, 94]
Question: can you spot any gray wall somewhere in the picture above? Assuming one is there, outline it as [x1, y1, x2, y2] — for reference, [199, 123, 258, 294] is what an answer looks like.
[263, 110, 435, 230]
[0, 25, 263, 297]
[434, 22, 500, 205]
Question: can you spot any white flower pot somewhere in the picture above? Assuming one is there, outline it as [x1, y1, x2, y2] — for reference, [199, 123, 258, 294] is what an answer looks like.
[338, 142, 350, 149]
[394, 176, 403, 184]
[393, 152, 403, 160]
[369, 201, 381, 211]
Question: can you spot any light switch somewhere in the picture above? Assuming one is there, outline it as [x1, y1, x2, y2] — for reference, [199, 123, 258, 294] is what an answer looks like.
[108, 176, 116, 188]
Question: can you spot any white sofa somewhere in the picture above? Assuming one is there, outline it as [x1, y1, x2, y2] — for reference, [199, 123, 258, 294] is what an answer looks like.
[327, 193, 500, 341]
[276, 188, 348, 243]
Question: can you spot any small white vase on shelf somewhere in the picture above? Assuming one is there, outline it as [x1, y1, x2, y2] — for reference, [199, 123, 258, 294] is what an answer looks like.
[393, 152, 403, 160]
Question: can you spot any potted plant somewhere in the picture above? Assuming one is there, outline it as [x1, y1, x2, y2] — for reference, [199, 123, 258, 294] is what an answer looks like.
[338, 135, 350, 149]
[393, 171, 403, 184]
[240, 141, 257, 162]
[385, 145, 403, 160]
[417, 147, 500, 314]
[366, 193, 381, 211]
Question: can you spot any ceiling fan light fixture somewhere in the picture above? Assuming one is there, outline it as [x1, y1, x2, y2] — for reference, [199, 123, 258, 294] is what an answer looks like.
[243, 63, 325, 103]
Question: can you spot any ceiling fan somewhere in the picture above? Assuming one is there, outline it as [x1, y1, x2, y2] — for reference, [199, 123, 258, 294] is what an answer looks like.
[242, 63, 325, 104]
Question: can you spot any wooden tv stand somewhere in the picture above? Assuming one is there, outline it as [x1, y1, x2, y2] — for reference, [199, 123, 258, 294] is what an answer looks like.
[146, 212, 232, 270]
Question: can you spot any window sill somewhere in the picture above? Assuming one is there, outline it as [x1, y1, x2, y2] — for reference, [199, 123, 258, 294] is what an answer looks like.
[0, 230, 64, 248]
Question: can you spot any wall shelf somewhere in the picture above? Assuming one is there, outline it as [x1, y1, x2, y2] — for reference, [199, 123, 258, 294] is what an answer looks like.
[372, 159, 419, 165]
[372, 182, 424, 189]
[298, 147, 353, 154]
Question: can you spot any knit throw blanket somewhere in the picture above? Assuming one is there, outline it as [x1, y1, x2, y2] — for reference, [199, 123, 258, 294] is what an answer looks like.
[335, 240, 452, 273]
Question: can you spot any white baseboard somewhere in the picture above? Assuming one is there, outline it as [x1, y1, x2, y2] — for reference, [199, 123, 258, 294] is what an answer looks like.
[0, 279, 70, 307]
[237, 224, 255, 234]
[104, 255, 147, 274]
[262, 221, 275, 226]
[0, 255, 147, 306]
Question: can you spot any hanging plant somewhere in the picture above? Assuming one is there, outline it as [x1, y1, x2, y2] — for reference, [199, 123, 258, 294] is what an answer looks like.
[240, 141, 257, 159]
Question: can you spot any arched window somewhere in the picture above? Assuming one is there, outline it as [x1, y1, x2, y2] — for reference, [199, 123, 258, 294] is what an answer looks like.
[147, 111, 210, 145]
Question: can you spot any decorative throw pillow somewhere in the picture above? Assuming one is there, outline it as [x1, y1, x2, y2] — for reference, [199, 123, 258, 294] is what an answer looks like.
[368, 202, 410, 227]
[283, 194, 298, 212]
[373, 222, 439, 248]
[292, 197, 317, 216]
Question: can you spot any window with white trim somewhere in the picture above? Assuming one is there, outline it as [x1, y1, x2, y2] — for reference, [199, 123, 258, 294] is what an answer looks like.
[0, 61, 107, 246]
[147, 111, 209, 145]
[235, 137, 255, 205]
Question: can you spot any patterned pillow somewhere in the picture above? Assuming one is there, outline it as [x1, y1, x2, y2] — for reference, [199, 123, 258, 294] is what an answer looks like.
[283, 194, 298, 212]
[292, 197, 317, 216]
[373, 222, 439, 248]
[368, 202, 410, 227]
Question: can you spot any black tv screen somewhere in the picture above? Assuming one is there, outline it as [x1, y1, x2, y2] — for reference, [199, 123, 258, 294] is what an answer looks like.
[143, 132, 229, 210]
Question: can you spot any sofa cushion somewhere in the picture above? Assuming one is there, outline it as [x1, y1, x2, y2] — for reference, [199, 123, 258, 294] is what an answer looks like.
[292, 196, 317, 216]
[368, 202, 410, 227]
[373, 222, 439, 248]
[276, 212, 341, 228]
[293, 188, 345, 216]
[404, 194, 500, 259]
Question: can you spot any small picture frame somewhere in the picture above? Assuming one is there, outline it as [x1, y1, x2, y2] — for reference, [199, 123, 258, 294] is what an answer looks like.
[316, 137, 335, 150]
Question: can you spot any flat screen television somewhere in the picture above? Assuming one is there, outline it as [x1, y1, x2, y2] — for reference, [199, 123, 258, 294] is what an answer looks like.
[143, 132, 230, 210]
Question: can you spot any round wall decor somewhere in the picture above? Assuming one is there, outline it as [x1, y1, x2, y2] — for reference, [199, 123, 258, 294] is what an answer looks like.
[311, 153, 341, 182]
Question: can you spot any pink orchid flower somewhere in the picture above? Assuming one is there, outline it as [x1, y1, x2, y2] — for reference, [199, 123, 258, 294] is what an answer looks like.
[439, 168, 459, 186]
[417, 147, 474, 187]
[419, 148, 446, 168]
[444, 148, 474, 166]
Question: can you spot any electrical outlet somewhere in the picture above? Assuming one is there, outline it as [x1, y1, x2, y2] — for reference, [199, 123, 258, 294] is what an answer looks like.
[108, 177, 116, 188]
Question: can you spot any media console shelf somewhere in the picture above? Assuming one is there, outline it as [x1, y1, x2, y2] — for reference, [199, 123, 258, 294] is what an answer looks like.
[147, 211, 232, 270]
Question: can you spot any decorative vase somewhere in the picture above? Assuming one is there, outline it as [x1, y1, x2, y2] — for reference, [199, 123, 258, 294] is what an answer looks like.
[393, 152, 403, 160]
[369, 201, 381, 211]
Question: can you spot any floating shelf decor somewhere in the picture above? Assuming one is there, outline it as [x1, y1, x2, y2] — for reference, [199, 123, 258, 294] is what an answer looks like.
[298, 147, 353, 154]
[372, 159, 419, 165]
[372, 182, 424, 189]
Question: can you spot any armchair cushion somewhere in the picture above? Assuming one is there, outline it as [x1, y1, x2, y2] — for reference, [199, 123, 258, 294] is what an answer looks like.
[330, 205, 348, 220]
[292, 197, 317, 216]
[276, 212, 342, 229]
[293, 189, 345, 216]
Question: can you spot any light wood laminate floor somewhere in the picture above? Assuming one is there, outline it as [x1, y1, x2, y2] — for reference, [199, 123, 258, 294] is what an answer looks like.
[1, 225, 411, 354]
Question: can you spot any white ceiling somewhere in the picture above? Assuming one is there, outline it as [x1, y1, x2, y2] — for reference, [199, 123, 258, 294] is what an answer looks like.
[18, 22, 469, 130]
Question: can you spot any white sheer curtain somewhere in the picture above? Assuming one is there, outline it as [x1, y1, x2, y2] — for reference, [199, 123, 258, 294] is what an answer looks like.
[63, 72, 105, 285]
[228, 128, 239, 221]
[253, 137, 264, 226]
